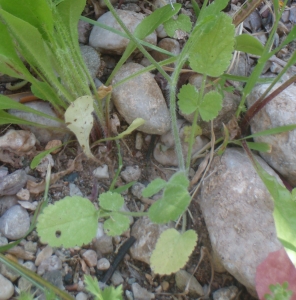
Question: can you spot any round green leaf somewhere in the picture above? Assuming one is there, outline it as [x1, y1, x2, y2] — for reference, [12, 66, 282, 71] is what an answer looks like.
[37, 196, 98, 248]
[104, 213, 130, 236]
[199, 91, 222, 121]
[177, 83, 199, 115]
[99, 191, 124, 211]
[150, 228, 198, 274]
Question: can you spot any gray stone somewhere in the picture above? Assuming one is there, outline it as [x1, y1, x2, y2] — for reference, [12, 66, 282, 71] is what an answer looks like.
[121, 165, 141, 182]
[24, 241, 37, 254]
[0, 236, 8, 246]
[131, 182, 145, 200]
[213, 286, 239, 300]
[0, 167, 8, 179]
[97, 258, 110, 270]
[111, 270, 124, 286]
[130, 217, 173, 264]
[78, 20, 92, 44]
[0, 195, 19, 215]
[69, 183, 83, 197]
[0, 262, 20, 282]
[89, 10, 156, 55]
[76, 292, 88, 300]
[0, 170, 27, 197]
[112, 63, 171, 135]
[80, 45, 101, 80]
[0, 205, 30, 240]
[153, 119, 209, 166]
[0, 274, 14, 300]
[42, 270, 64, 290]
[35, 245, 53, 266]
[93, 165, 109, 179]
[94, 235, 113, 255]
[9, 101, 67, 145]
[132, 282, 155, 300]
[182, 74, 240, 138]
[199, 148, 282, 296]
[37, 255, 62, 275]
[82, 249, 97, 267]
[175, 270, 204, 297]
[247, 83, 296, 186]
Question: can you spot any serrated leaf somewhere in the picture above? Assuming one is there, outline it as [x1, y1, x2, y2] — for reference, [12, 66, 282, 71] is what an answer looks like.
[198, 0, 229, 21]
[235, 34, 264, 56]
[169, 171, 190, 188]
[177, 83, 199, 115]
[188, 13, 235, 77]
[150, 228, 198, 274]
[148, 184, 191, 223]
[65, 96, 96, 160]
[84, 275, 103, 298]
[37, 196, 98, 247]
[104, 213, 130, 236]
[164, 14, 192, 37]
[99, 191, 124, 211]
[101, 285, 123, 300]
[142, 178, 167, 198]
[199, 91, 222, 121]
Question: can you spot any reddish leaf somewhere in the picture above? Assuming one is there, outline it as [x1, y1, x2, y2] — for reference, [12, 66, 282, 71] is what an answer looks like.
[256, 248, 296, 299]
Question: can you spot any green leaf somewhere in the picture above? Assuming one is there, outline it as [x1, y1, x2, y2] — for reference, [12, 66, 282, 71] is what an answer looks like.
[199, 91, 222, 121]
[198, 0, 230, 22]
[112, 181, 135, 194]
[188, 13, 235, 77]
[163, 14, 192, 37]
[148, 184, 191, 223]
[101, 285, 123, 300]
[177, 83, 199, 115]
[65, 96, 96, 160]
[142, 178, 167, 198]
[292, 189, 296, 202]
[17, 291, 34, 300]
[30, 145, 63, 169]
[232, 141, 271, 153]
[150, 228, 198, 274]
[85, 275, 103, 299]
[104, 213, 130, 236]
[99, 191, 124, 211]
[0, 0, 53, 41]
[183, 125, 202, 142]
[235, 34, 264, 56]
[243, 125, 296, 139]
[37, 196, 98, 248]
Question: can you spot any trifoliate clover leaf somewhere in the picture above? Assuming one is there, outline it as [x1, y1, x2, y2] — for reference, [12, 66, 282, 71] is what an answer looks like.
[199, 91, 222, 121]
[150, 228, 198, 274]
[148, 184, 191, 223]
[99, 191, 124, 211]
[164, 14, 192, 37]
[177, 83, 199, 115]
[142, 178, 167, 198]
[37, 196, 98, 248]
[188, 13, 235, 77]
[104, 213, 130, 236]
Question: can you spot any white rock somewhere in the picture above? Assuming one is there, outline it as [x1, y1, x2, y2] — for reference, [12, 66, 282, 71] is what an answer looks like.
[37, 255, 62, 275]
[89, 10, 156, 55]
[35, 245, 53, 266]
[213, 285, 239, 300]
[112, 63, 171, 135]
[76, 292, 88, 300]
[0, 274, 14, 300]
[16, 188, 30, 201]
[199, 148, 282, 296]
[93, 165, 109, 179]
[132, 282, 155, 300]
[97, 258, 110, 270]
[121, 165, 141, 182]
[69, 183, 83, 197]
[0, 205, 30, 240]
[247, 83, 296, 186]
[175, 270, 204, 297]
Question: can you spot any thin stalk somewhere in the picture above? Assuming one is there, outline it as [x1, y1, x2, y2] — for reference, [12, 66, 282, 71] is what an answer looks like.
[103, 0, 171, 85]
[185, 74, 207, 172]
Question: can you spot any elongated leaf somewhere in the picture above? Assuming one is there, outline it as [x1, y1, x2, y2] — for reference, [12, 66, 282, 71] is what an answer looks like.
[150, 228, 198, 274]
[37, 196, 98, 248]
[188, 13, 235, 77]
[235, 34, 264, 56]
[142, 178, 167, 198]
[0, 0, 53, 40]
[30, 145, 63, 169]
[65, 96, 96, 160]
[0, 95, 63, 123]
[243, 124, 296, 139]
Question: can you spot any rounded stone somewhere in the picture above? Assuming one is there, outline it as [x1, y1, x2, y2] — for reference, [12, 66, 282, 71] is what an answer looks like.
[152, 38, 180, 67]
[0, 274, 14, 300]
[0, 170, 27, 197]
[0, 205, 30, 240]
[89, 10, 156, 55]
[80, 45, 101, 79]
[112, 63, 171, 135]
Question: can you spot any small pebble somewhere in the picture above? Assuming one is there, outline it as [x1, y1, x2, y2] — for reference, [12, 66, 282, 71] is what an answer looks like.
[0, 169, 27, 196]
[135, 132, 143, 150]
[97, 258, 110, 270]
[82, 249, 97, 267]
[24, 241, 37, 254]
[93, 165, 109, 179]
[42, 270, 64, 290]
[76, 292, 88, 300]
[0, 236, 8, 246]
[0, 261, 20, 281]
[121, 165, 141, 182]
[94, 235, 113, 255]
[0, 205, 30, 240]
[0, 274, 14, 300]
[125, 290, 133, 300]
[131, 182, 145, 200]
[69, 183, 83, 197]
[111, 270, 124, 286]
[35, 245, 53, 266]
[37, 255, 62, 275]
[16, 188, 30, 201]
[175, 270, 204, 297]
[161, 281, 170, 291]
[213, 286, 239, 300]
[132, 282, 155, 300]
